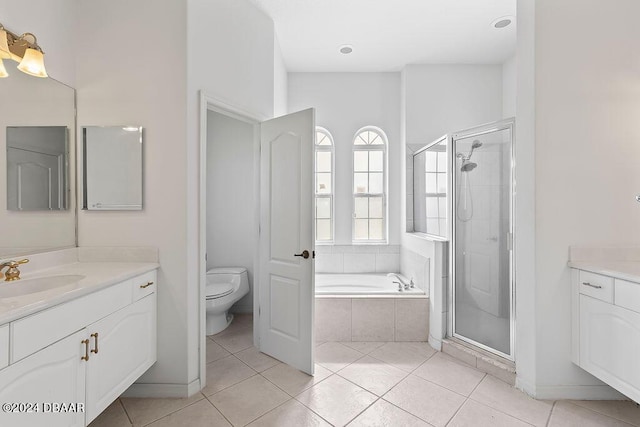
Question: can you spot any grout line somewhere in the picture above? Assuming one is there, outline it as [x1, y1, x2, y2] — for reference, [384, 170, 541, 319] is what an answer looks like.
[202, 394, 235, 426]
[569, 400, 640, 426]
[380, 397, 437, 427]
[137, 394, 208, 427]
[545, 401, 557, 427]
[117, 398, 134, 426]
[344, 395, 381, 426]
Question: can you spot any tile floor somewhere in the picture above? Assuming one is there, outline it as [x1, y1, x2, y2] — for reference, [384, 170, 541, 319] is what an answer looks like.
[91, 314, 640, 427]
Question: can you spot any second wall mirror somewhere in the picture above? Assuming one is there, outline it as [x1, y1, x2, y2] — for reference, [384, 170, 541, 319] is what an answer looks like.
[83, 126, 143, 210]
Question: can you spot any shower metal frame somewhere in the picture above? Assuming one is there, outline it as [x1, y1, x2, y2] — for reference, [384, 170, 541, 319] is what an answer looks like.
[447, 118, 516, 361]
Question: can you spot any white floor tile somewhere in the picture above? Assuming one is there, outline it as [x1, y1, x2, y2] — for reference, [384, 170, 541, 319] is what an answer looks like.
[384, 375, 465, 427]
[296, 375, 377, 427]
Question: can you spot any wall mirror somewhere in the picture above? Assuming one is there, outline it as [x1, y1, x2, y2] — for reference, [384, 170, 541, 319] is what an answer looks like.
[82, 126, 143, 211]
[0, 60, 76, 258]
[407, 135, 451, 240]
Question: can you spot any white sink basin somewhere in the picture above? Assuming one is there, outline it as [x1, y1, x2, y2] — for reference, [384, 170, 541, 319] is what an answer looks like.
[0, 275, 86, 299]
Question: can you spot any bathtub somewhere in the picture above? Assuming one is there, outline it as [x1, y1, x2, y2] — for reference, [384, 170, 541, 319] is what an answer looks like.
[315, 273, 428, 342]
[315, 273, 424, 296]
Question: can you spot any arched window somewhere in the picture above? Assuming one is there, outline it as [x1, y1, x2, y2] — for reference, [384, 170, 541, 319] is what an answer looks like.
[315, 127, 334, 242]
[353, 127, 387, 242]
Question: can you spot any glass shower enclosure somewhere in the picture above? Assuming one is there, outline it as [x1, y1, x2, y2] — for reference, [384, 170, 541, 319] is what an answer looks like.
[449, 119, 515, 360]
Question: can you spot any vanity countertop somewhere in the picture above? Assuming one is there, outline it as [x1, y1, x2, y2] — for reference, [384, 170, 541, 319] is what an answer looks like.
[568, 260, 640, 284]
[0, 261, 159, 325]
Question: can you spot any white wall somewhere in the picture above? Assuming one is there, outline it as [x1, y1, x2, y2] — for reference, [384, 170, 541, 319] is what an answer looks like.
[514, 0, 537, 397]
[531, 0, 640, 398]
[502, 55, 517, 119]
[404, 64, 504, 146]
[273, 36, 288, 117]
[0, 0, 78, 86]
[288, 72, 401, 247]
[76, 0, 191, 392]
[206, 111, 255, 312]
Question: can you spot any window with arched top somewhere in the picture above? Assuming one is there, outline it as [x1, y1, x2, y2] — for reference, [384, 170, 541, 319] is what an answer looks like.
[352, 127, 387, 242]
[315, 127, 334, 243]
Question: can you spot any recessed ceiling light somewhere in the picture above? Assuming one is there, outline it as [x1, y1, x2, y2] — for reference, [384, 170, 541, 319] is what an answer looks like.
[339, 45, 353, 54]
[492, 16, 515, 29]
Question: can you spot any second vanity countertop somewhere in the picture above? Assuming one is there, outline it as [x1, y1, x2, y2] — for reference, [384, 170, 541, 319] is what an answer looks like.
[0, 261, 159, 325]
[568, 261, 640, 284]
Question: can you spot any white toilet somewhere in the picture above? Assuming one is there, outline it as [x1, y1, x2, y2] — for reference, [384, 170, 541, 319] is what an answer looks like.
[205, 267, 250, 335]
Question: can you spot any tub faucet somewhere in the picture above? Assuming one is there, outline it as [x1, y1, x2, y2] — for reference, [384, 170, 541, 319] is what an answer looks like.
[387, 273, 414, 290]
[393, 281, 403, 292]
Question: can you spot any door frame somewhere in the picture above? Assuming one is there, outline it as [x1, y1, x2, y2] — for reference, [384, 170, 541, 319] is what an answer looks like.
[447, 117, 516, 361]
[198, 92, 267, 389]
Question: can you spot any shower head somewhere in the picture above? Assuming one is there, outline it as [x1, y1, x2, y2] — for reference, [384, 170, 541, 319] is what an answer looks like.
[460, 160, 477, 172]
[471, 140, 482, 149]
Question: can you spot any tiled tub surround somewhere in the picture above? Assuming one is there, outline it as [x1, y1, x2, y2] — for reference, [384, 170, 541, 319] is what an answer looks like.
[315, 245, 400, 275]
[316, 297, 429, 342]
[401, 246, 431, 294]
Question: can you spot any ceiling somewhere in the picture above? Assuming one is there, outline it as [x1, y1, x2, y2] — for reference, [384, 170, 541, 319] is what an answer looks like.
[249, 0, 517, 72]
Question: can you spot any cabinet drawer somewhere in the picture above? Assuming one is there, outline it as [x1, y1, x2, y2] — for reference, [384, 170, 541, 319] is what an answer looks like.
[579, 270, 613, 303]
[615, 279, 640, 313]
[11, 281, 132, 363]
[131, 270, 157, 301]
[0, 324, 8, 370]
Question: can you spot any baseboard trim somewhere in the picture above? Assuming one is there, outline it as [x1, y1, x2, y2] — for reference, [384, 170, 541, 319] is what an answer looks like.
[428, 335, 442, 351]
[516, 375, 627, 400]
[122, 379, 202, 398]
[530, 384, 626, 400]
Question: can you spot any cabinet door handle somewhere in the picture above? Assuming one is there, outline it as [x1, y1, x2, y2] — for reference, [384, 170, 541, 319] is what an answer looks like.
[90, 332, 99, 354]
[140, 281, 154, 289]
[81, 339, 90, 361]
[582, 282, 602, 289]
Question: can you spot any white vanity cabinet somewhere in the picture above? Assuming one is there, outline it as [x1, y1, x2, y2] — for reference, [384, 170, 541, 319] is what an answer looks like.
[572, 269, 640, 402]
[85, 293, 156, 422]
[0, 330, 86, 427]
[0, 269, 157, 427]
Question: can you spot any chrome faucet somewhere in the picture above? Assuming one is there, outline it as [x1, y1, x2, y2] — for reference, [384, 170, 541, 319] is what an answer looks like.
[393, 281, 403, 292]
[387, 273, 414, 290]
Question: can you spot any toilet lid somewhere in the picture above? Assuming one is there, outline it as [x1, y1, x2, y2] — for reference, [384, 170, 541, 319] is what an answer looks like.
[206, 282, 235, 299]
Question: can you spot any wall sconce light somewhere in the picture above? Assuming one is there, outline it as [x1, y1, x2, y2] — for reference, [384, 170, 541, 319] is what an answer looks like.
[0, 23, 48, 78]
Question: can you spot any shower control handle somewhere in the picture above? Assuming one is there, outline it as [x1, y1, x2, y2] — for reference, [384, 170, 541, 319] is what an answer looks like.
[294, 250, 310, 259]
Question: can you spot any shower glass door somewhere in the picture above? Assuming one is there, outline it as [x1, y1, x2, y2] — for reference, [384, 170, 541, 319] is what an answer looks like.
[451, 120, 514, 359]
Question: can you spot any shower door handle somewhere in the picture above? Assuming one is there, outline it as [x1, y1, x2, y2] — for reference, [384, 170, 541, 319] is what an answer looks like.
[294, 250, 310, 259]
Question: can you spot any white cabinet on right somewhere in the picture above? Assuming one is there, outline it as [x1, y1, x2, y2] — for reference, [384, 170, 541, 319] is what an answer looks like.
[85, 294, 156, 423]
[573, 269, 640, 402]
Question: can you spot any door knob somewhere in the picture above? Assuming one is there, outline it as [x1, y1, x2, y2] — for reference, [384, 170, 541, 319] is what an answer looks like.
[294, 250, 310, 259]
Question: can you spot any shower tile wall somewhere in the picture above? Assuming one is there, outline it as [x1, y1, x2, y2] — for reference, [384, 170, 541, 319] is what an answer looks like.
[400, 247, 430, 293]
[315, 245, 400, 274]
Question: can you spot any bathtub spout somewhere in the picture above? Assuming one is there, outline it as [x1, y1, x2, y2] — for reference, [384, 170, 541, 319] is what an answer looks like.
[387, 273, 414, 289]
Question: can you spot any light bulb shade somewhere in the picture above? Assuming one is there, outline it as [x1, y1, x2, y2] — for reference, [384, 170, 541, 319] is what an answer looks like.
[0, 60, 8, 78]
[0, 29, 11, 60]
[17, 48, 47, 78]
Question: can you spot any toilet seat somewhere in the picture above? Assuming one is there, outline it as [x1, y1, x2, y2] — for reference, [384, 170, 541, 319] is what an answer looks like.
[206, 282, 235, 300]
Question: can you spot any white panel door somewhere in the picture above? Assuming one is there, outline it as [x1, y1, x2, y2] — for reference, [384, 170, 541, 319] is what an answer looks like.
[0, 330, 86, 427]
[85, 294, 157, 423]
[259, 108, 315, 375]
